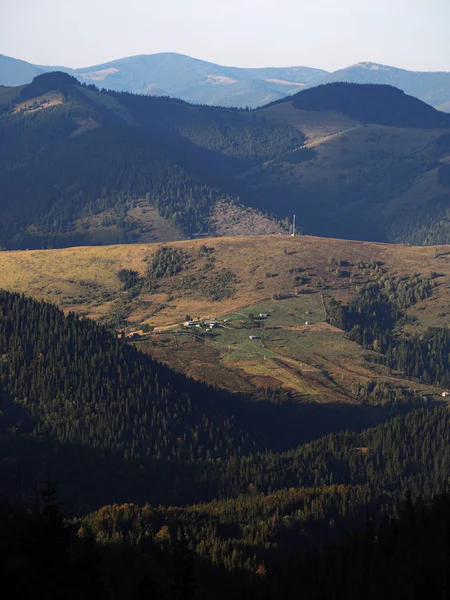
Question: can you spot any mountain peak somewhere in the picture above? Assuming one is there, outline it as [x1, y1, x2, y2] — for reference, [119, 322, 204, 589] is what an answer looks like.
[288, 81, 450, 128]
[31, 70, 80, 88]
[352, 61, 393, 71]
[20, 71, 81, 101]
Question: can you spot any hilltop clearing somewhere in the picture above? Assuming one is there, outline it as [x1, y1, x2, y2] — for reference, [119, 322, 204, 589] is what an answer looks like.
[1, 234, 448, 327]
[2, 234, 450, 402]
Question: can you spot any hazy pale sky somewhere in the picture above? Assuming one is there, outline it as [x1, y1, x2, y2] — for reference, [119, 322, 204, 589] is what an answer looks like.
[1, 0, 449, 72]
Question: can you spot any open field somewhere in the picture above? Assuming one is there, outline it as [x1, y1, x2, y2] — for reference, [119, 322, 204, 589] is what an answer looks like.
[13, 91, 63, 114]
[1, 234, 450, 327]
[1, 233, 450, 403]
[140, 297, 442, 403]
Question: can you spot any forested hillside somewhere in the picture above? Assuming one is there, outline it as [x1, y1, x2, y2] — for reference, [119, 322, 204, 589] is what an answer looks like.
[1, 289, 401, 512]
[5, 360, 450, 596]
[314, 61, 450, 112]
[286, 82, 450, 127]
[76, 407, 450, 577]
[0, 72, 299, 249]
[3, 275, 450, 535]
[0, 74, 244, 248]
[0, 290, 280, 509]
[4, 271, 450, 595]
[2, 72, 450, 248]
[8, 482, 450, 599]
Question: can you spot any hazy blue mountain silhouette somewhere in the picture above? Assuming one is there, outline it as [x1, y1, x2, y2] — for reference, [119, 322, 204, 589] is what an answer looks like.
[1, 52, 449, 110]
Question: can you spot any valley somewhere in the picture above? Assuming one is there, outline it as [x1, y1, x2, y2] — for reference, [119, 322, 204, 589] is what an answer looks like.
[2, 64, 450, 600]
[4, 3, 450, 596]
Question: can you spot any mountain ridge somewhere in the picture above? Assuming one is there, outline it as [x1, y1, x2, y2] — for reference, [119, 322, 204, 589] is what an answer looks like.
[314, 60, 450, 112]
[2, 52, 450, 110]
[277, 82, 450, 128]
[0, 52, 326, 108]
[1, 74, 450, 249]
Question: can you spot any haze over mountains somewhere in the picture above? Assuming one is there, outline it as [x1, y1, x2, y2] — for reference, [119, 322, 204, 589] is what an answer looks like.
[1, 51, 450, 110]
[317, 61, 450, 113]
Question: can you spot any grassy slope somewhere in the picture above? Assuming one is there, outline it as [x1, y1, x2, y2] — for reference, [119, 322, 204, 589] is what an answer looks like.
[3, 234, 446, 325]
[1, 234, 449, 402]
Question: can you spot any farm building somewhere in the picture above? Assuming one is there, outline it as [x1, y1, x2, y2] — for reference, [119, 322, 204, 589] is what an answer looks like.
[126, 332, 141, 340]
[184, 321, 195, 327]
[249, 335, 258, 340]
[259, 313, 268, 318]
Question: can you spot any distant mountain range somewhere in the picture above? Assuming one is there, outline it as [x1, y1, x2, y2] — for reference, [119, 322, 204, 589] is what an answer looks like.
[316, 62, 450, 113]
[1, 52, 450, 110]
[0, 52, 325, 108]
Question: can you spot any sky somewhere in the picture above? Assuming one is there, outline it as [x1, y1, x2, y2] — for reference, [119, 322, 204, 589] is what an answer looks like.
[1, 0, 449, 72]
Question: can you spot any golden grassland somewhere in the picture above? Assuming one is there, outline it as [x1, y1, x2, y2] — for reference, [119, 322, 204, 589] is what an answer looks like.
[1, 234, 449, 327]
[2, 234, 448, 402]
[12, 91, 63, 115]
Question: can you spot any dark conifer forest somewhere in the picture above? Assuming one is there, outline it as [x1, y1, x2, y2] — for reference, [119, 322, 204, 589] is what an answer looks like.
[3, 283, 450, 597]
[287, 81, 450, 127]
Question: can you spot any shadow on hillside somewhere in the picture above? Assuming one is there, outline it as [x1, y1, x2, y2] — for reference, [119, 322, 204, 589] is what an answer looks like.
[0, 401, 418, 515]
[242, 396, 418, 452]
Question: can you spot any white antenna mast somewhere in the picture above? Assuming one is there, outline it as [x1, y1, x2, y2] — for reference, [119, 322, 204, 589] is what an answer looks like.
[291, 214, 296, 237]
